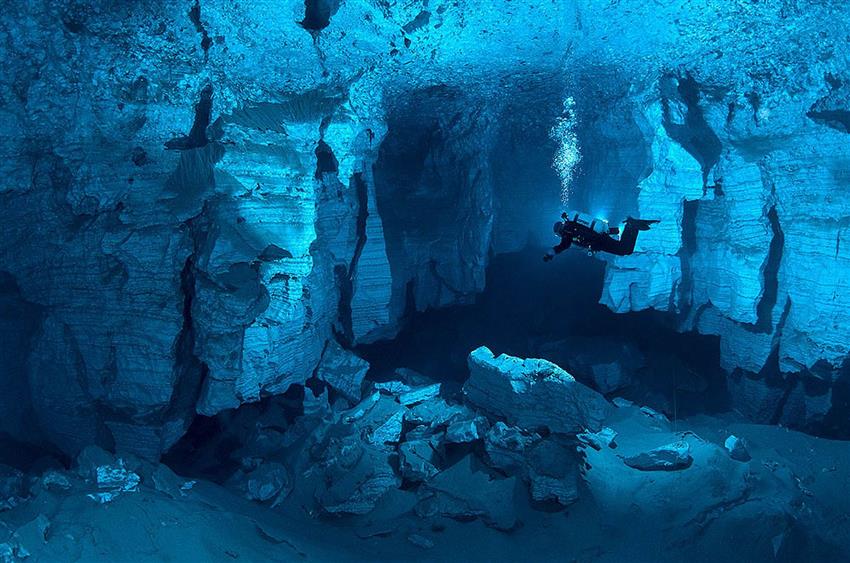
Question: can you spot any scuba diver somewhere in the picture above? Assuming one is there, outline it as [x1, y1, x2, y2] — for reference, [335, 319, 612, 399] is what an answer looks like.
[543, 211, 659, 261]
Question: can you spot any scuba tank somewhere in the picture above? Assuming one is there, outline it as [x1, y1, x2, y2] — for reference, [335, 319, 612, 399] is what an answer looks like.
[564, 210, 611, 235]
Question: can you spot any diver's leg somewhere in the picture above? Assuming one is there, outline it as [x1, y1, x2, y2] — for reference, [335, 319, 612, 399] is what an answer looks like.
[625, 217, 659, 231]
[606, 223, 638, 256]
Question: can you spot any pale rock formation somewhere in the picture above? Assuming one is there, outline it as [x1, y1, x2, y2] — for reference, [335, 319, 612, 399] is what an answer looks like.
[623, 441, 693, 472]
[315, 340, 369, 404]
[3, 0, 850, 457]
[0, 0, 574, 457]
[464, 347, 611, 434]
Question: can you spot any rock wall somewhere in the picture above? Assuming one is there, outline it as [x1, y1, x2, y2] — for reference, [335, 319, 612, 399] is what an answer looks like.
[582, 0, 850, 424]
[0, 0, 571, 457]
[2, 0, 849, 456]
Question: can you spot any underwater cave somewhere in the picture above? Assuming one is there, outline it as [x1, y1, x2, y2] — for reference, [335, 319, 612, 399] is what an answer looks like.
[2, 1, 850, 562]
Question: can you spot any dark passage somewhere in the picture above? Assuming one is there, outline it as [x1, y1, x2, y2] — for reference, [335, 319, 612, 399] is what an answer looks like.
[165, 84, 214, 150]
[357, 248, 730, 418]
[301, 0, 341, 32]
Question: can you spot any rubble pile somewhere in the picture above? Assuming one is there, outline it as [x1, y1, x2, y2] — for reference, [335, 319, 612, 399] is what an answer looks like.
[196, 346, 627, 534]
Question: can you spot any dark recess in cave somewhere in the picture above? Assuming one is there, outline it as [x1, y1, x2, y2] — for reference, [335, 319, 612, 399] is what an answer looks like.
[357, 249, 731, 419]
[165, 84, 214, 150]
[661, 74, 722, 187]
[188, 0, 213, 54]
[676, 198, 700, 316]
[300, 0, 342, 32]
[806, 109, 850, 134]
[164, 383, 306, 481]
[334, 173, 369, 346]
[753, 205, 784, 333]
[821, 359, 850, 439]
[314, 140, 339, 179]
[163, 255, 209, 426]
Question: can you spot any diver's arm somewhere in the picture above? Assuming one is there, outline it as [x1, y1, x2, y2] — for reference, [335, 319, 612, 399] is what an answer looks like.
[553, 236, 572, 253]
[544, 235, 572, 261]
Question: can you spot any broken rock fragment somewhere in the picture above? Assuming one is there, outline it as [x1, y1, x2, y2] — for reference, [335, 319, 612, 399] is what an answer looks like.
[398, 383, 442, 407]
[245, 462, 291, 502]
[416, 455, 517, 531]
[0, 465, 26, 511]
[445, 416, 487, 444]
[399, 437, 441, 482]
[343, 393, 406, 446]
[484, 422, 536, 472]
[407, 533, 435, 549]
[405, 397, 466, 428]
[577, 427, 618, 450]
[87, 459, 141, 504]
[526, 439, 580, 506]
[623, 441, 693, 471]
[374, 380, 412, 395]
[465, 346, 610, 434]
[318, 446, 399, 515]
[316, 341, 370, 403]
[724, 435, 751, 462]
[39, 470, 72, 492]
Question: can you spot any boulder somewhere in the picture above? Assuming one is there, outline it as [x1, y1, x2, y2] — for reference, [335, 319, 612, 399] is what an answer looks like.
[39, 470, 72, 492]
[75, 446, 116, 481]
[416, 455, 517, 531]
[526, 439, 580, 506]
[724, 435, 751, 462]
[343, 393, 406, 446]
[407, 533, 435, 549]
[483, 422, 536, 472]
[0, 465, 26, 511]
[316, 341, 369, 404]
[464, 347, 611, 434]
[445, 417, 487, 444]
[577, 427, 618, 451]
[405, 398, 467, 428]
[623, 441, 692, 471]
[306, 394, 408, 515]
[399, 438, 441, 482]
[398, 384, 442, 407]
[244, 462, 291, 502]
[374, 380, 412, 395]
[86, 459, 141, 504]
[318, 444, 399, 515]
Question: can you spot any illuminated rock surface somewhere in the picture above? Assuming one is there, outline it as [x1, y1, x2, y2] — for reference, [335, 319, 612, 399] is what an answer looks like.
[2, 0, 850, 560]
[3, 0, 848, 455]
[464, 346, 610, 434]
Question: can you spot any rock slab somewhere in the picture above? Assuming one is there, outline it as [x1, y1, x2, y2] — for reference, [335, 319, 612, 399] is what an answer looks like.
[464, 347, 610, 434]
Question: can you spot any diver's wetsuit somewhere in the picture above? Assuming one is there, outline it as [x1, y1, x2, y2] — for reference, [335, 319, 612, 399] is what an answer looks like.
[546, 217, 657, 259]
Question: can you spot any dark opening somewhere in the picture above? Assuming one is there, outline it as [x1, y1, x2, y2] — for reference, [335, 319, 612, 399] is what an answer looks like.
[314, 140, 339, 179]
[300, 0, 341, 32]
[661, 74, 722, 186]
[753, 205, 784, 332]
[357, 249, 730, 418]
[165, 85, 214, 150]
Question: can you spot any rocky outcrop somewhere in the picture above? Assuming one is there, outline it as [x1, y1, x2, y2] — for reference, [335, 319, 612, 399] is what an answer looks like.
[0, 0, 569, 457]
[570, 1, 850, 426]
[2, 0, 849, 457]
[464, 347, 611, 434]
[622, 442, 693, 472]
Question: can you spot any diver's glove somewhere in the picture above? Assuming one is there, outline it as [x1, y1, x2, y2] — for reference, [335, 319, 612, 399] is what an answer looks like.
[543, 253, 554, 262]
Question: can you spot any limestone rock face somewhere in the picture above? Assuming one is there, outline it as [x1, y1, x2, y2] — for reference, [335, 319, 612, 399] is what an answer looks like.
[3, 0, 850, 456]
[574, 1, 850, 425]
[0, 0, 569, 456]
[464, 347, 611, 434]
